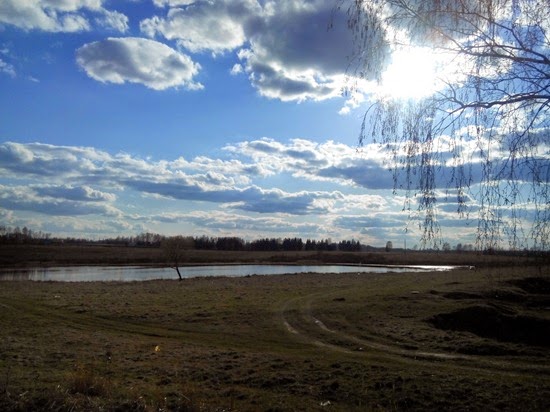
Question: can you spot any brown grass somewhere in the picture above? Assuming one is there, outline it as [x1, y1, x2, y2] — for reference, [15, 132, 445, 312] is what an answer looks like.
[0, 254, 548, 411]
[1, 243, 544, 268]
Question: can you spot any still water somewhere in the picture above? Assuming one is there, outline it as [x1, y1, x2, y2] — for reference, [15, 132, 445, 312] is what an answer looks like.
[0, 264, 456, 282]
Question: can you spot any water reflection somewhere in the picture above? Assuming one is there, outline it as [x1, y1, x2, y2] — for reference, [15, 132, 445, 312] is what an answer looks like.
[0, 264, 456, 282]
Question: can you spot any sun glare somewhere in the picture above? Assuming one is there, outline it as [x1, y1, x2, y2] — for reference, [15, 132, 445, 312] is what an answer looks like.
[378, 46, 450, 100]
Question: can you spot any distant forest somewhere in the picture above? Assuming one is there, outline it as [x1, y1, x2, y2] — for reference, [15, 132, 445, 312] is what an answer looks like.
[0, 225, 363, 252]
[3, 225, 540, 255]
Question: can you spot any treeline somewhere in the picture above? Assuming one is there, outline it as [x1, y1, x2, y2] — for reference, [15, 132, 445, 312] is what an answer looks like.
[117, 234, 362, 252]
[0, 225, 362, 252]
[0, 225, 52, 244]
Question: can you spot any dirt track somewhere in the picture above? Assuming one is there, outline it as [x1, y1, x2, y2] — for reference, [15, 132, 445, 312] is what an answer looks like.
[279, 284, 550, 378]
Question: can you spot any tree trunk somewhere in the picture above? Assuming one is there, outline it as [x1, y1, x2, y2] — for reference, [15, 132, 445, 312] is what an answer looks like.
[174, 260, 183, 281]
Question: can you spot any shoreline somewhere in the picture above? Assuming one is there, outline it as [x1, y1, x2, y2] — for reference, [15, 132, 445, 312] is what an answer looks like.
[0, 263, 463, 283]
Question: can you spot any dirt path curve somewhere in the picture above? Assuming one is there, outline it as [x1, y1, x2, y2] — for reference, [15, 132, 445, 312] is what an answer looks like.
[278, 289, 550, 377]
[279, 291, 464, 360]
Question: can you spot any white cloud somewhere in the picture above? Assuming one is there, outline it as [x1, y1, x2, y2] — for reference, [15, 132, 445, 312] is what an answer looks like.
[139, 0, 362, 104]
[338, 89, 367, 115]
[237, 0, 355, 102]
[96, 9, 129, 32]
[183, 210, 323, 235]
[0, 58, 16, 77]
[41, 0, 102, 12]
[0, 184, 121, 217]
[230, 63, 243, 75]
[141, 0, 260, 54]
[0, 0, 60, 31]
[152, 0, 196, 7]
[0, 141, 343, 216]
[224, 137, 394, 188]
[0, 0, 127, 33]
[1, 139, 539, 243]
[33, 184, 116, 202]
[40, 216, 138, 237]
[59, 12, 90, 31]
[76, 37, 202, 90]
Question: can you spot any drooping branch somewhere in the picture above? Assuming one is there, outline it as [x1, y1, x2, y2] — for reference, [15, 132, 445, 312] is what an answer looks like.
[341, 0, 550, 250]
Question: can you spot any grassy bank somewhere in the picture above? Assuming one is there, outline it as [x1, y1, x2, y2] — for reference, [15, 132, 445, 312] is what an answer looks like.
[1, 264, 549, 411]
[0, 243, 545, 268]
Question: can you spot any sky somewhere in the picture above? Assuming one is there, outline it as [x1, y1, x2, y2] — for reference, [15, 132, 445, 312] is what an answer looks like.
[0, 0, 527, 247]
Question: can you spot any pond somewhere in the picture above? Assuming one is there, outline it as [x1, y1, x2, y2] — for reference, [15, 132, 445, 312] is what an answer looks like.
[0, 264, 458, 282]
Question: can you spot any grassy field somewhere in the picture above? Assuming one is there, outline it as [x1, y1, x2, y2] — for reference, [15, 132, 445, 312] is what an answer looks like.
[0, 256, 549, 411]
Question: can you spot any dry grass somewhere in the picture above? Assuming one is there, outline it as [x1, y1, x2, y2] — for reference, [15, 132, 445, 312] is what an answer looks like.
[1, 243, 544, 268]
[0, 261, 548, 411]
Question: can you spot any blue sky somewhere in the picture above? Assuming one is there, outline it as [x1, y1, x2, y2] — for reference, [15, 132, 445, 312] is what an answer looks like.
[0, 0, 536, 248]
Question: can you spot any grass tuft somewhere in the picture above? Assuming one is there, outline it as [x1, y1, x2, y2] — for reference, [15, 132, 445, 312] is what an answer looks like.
[66, 365, 109, 397]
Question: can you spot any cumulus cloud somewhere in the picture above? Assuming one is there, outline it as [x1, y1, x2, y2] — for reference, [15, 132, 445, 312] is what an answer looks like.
[40, 216, 138, 237]
[225, 137, 329, 176]
[333, 214, 406, 230]
[0, 139, 391, 223]
[0, 141, 111, 178]
[2, 139, 524, 241]
[139, 0, 361, 103]
[148, 13, 242, 53]
[123, 178, 338, 215]
[152, 0, 196, 7]
[1, 0, 374, 105]
[141, 0, 259, 54]
[174, 156, 267, 183]
[230, 63, 243, 75]
[225, 137, 394, 189]
[188, 211, 324, 235]
[236, 1, 355, 102]
[33, 184, 116, 202]
[317, 162, 395, 189]
[41, 0, 102, 12]
[135, 210, 322, 236]
[0, 184, 121, 217]
[227, 135, 549, 192]
[0, 0, 127, 32]
[76, 37, 202, 90]
[0, 141, 261, 186]
[96, 9, 129, 32]
[0, 0, 63, 31]
[0, 141, 342, 217]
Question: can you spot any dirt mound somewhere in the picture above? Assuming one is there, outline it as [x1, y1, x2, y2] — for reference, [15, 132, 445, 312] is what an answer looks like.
[428, 305, 550, 347]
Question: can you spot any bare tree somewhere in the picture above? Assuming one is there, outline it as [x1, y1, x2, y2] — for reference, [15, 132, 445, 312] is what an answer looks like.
[161, 236, 194, 280]
[338, 0, 549, 250]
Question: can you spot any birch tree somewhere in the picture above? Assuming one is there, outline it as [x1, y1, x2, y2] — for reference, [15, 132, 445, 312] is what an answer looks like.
[339, 0, 549, 250]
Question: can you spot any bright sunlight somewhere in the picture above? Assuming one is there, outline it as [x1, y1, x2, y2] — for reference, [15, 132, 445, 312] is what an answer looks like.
[377, 46, 457, 100]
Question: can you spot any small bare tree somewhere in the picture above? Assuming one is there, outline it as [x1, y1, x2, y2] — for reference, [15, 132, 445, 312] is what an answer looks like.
[161, 236, 194, 280]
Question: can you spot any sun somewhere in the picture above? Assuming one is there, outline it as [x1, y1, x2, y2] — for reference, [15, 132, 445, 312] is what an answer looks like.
[377, 46, 453, 100]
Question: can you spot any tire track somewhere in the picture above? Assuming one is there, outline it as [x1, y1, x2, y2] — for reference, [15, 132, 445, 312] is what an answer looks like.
[279, 289, 550, 376]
